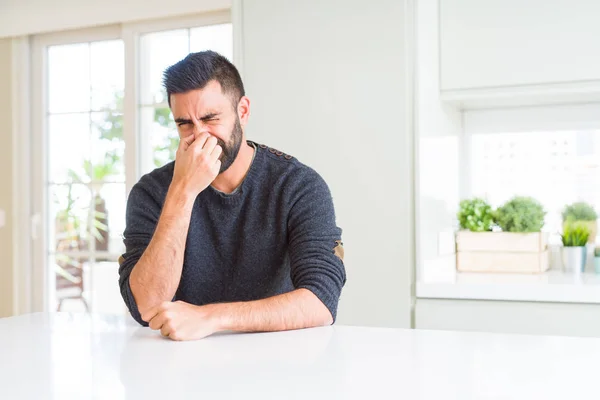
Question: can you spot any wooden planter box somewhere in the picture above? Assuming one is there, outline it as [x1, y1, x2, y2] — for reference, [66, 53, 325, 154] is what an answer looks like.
[456, 231, 549, 273]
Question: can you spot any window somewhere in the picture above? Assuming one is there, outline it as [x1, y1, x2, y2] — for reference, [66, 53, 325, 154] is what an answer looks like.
[471, 130, 600, 237]
[139, 24, 233, 174]
[45, 38, 126, 314]
[416, 104, 600, 303]
[32, 14, 233, 313]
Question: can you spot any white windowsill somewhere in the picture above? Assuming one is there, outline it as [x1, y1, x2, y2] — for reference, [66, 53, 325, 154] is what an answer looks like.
[417, 270, 600, 304]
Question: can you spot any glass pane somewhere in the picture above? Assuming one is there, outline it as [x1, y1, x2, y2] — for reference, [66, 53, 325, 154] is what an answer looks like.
[471, 130, 600, 235]
[190, 23, 233, 61]
[52, 256, 126, 315]
[90, 40, 124, 111]
[92, 183, 126, 255]
[49, 184, 92, 254]
[51, 253, 91, 313]
[89, 260, 127, 314]
[48, 113, 91, 184]
[91, 111, 125, 183]
[141, 106, 178, 173]
[139, 29, 189, 105]
[48, 43, 90, 113]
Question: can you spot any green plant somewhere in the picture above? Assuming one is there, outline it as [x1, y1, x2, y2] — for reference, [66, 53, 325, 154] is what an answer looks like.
[495, 196, 546, 233]
[561, 221, 590, 247]
[54, 254, 83, 284]
[54, 183, 82, 242]
[83, 153, 121, 182]
[152, 108, 178, 167]
[562, 202, 598, 222]
[53, 184, 87, 281]
[66, 154, 116, 245]
[95, 92, 178, 168]
[55, 92, 175, 253]
[457, 198, 495, 232]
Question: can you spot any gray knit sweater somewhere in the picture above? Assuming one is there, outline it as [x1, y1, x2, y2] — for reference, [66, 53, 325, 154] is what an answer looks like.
[118, 141, 346, 326]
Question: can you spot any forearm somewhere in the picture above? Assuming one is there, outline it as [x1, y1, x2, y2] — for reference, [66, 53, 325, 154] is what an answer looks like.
[130, 184, 194, 317]
[211, 289, 333, 333]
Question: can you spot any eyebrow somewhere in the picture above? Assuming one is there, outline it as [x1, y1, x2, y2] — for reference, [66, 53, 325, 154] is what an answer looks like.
[174, 112, 220, 125]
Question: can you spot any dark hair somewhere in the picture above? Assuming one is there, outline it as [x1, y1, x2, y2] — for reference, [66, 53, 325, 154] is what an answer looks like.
[163, 50, 245, 108]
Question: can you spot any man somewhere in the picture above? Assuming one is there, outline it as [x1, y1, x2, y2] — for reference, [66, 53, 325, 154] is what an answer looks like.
[119, 51, 346, 341]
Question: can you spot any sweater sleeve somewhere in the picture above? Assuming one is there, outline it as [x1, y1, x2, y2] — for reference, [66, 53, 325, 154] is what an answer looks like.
[287, 168, 347, 322]
[118, 179, 162, 326]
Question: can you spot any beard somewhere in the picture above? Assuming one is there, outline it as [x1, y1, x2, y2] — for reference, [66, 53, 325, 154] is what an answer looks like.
[216, 116, 243, 174]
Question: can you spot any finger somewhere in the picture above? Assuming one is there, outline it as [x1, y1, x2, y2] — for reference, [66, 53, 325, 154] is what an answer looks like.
[202, 136, 219, 154]
[213, 160, 222, 174]
[148, 311, 169, 331]
[141, 301, 169, 323]
[141, 305, 160, 323]
[189, 131, 211, 151]
[160, 322, 173, 338]
[179, 133, 196, 151]
[210, 145, 223, 162]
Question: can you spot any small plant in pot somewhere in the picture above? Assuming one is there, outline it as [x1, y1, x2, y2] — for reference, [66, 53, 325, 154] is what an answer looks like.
[457, 197, 495, 232]
[455, 196, 549, 273]
[495, 196, 546, 233]
[594, 246, 600, 274]
[562, 202, 597, 244]
[561, 221, 590, 273]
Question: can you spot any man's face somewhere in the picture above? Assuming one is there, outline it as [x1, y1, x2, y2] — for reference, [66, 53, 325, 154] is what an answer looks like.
[170, 80, 243, 174]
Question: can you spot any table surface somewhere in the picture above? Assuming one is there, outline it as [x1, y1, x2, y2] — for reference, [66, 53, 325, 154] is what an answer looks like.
[1, 312, 600, 400]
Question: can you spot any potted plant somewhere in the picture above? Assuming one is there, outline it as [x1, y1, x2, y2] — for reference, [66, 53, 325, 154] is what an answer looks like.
[83, 153, 120, 252]
[457, 197, 495, 232]
[561, 221, 590, 273]
[495, 196, 546, 233]
[53, 183, 87, 309]
[595, 246, 600, 274]
[562, 202, 597, 244]
[456, 196, 549, 273]
[68, 156, 116, 254]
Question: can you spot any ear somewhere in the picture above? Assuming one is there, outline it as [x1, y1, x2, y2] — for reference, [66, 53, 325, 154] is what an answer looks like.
[237, 96, 251, 127]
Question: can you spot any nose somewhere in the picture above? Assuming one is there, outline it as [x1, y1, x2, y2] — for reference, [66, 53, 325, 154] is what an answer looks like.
[192, 121, 210, 137]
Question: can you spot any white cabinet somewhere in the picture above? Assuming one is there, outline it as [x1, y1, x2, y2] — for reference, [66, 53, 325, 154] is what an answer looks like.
[440, 0, 600, 92]
[416, 298, 600, 338]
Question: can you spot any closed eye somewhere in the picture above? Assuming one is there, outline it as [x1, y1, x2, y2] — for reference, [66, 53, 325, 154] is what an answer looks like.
[200, 113, 220, 122]
[175, 118, 193, 127]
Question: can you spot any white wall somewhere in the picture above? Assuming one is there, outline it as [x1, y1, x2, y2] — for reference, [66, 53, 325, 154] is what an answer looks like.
[416, 299, 600, 338]
[238, 0, 414, 328]
[416, 0, 462, 282]
[0, 0, 231, 38]
[440, 0, 600, 91]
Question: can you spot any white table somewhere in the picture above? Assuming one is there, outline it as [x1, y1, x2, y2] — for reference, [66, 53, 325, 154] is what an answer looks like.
[1, 312, 599, 399]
